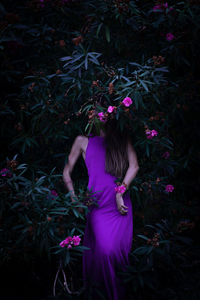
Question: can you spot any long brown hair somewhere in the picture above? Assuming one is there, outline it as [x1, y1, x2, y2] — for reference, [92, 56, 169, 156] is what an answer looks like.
[103, 118, 129, 178]
[88, 122, 129, 178]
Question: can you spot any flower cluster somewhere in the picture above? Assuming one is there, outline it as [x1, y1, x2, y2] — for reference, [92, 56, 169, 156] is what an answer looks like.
[152, 55, 165, 65]
[166, 32, 175, 41]
[153, 2, 174, 12]
[59, 235, 81, 249]
[145, 129, 158, 139]
[165, 184, 174, 192]
[46, 189, 58, 200]
[0, 168, 12, 177]
[177, 220, 195, 233]
[51, 189, 58, 197]
[72, 35, 84, 46]
[7, 159, 18, 170]
[97, 112, 107, 123]
[146, 232, 160, 247]
[113, 0, 130, 14]
[89, 96, 133, 124]
[149, 111, 165, 122]
[162, 151, 170, 159]
[115, 185, 126, 194]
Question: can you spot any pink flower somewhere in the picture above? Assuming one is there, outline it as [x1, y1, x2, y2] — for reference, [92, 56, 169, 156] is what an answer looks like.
[151, 130, 158, 137]
[59, 240, 68, 247]
[59, 235, 81, 248]
[72, 235, 81, 246]
[97, 112, 106, 122]
[166, 33, 175, 41]
[145, 130, 151, 135]
[98, 112, 104, 118]
[0, 168, 12, 177]
[107, 106, 115, 113]
[146, 129, 158, 139]
[153, 4, 162, 11]
[65, 236, 73, 244]
[122, 97, 133, 107]
[165, 184, 174, 192]
[51, 189, 58, 197]
[39, 0, 45, 8]
[153, 3, 169, 11]
[59, 236, 72, 248]
[162, 151, 170, 159]
[115, 185, 126, 194]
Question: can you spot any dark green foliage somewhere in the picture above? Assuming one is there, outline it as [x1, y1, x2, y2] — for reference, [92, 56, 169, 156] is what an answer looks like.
[0, 0, 199, 299]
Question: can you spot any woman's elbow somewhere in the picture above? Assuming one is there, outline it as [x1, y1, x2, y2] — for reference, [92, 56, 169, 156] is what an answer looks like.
[135, 165, 139, 173]
[130, 165, 139, 173]
[63, 164, 70, 177]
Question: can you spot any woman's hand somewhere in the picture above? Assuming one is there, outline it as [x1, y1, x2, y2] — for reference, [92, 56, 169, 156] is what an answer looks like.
[116, 194, 128, 215]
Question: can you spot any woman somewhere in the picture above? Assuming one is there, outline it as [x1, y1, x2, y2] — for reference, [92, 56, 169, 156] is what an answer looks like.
[63, 118, 139, 300]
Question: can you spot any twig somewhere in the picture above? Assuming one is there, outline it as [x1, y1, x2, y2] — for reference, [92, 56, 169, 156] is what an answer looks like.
[53, 258, 85, 297]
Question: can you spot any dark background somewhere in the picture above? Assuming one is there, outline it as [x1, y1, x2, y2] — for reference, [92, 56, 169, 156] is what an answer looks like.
[0, 1, 200, 299]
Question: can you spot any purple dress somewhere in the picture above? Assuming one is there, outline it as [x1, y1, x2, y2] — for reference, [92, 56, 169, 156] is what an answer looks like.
[82, 136, 133, 300]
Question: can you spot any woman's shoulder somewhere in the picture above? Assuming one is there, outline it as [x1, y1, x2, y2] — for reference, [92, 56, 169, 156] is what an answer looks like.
[75, 135, 88, 143]
[76, 134, 95, 140]
[74, 134, 94, 145]
[73, 134, 96, 150]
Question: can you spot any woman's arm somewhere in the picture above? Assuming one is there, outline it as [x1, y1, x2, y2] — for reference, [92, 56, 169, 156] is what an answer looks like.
[63, 135, 84, 202]
[121, 138, 139, 190]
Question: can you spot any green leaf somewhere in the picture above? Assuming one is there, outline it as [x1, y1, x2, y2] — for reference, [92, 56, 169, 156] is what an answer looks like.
[153, 94, 160, 104]
[96, 23, 103, 38]
[105, 26, 110, 43]
[84, 54, 88, 70]
[65, 251, 70, 265]
[72, 208, 79, 218]
[133, 246, 148, 255]
[139, 79, 149, 92]
[146, 143, 150, 157]
[137, 234, 149, 241]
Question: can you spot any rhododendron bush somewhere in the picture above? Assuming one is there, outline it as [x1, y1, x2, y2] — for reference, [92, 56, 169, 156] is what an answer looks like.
[0, 0, 199, 299]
